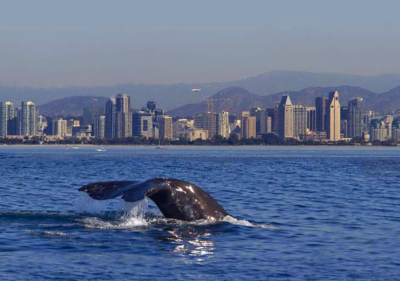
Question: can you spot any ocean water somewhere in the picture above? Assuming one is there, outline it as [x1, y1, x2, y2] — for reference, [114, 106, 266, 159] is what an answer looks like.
[1, 146, 400, 280]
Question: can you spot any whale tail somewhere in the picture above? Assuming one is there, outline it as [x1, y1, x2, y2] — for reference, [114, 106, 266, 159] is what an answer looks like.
[78, 178, 229, 221]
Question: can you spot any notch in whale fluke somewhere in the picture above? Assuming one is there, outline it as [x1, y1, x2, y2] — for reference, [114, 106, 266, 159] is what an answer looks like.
[79, 178, 229, 222]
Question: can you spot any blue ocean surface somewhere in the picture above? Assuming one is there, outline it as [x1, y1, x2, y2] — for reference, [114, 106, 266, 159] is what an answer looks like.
[1, 146, 400, 280]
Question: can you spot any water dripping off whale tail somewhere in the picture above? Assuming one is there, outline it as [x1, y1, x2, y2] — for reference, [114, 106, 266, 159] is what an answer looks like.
[78, 178, 230, 222]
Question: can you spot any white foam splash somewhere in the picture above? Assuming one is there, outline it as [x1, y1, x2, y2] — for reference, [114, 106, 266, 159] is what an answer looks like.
[76, 194, 149, 229]
[76, 193, 111, 214]
[223, 216, 278, 229]
[75, 193, 276, 229]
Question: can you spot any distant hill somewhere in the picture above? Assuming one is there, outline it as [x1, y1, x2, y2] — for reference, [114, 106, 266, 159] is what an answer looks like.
[2, 71, 400, 109]
[37, 96, 108, 117]
[167, 86, 397, 117]
[373, 86, 400, 112]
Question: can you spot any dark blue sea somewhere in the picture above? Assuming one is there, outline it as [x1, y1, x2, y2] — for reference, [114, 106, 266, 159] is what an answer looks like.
[1, 146, 400, 280]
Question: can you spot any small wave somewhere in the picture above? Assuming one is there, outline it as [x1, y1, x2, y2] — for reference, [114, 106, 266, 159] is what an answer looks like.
[28, 230, 71, 237]
[223, 216, 278, 229]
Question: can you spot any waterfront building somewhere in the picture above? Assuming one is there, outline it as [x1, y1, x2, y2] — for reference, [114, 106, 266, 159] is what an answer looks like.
[0, 101, 14, 137]
[278, 95, 294, 140]
[369, 119, 384, 142]
[93, 116, 106, 139]
[363, 111, 374, 133]
[266, 108, 274, 133]
[326, 91, 341, 141]
[179, 128, 208, 141]
[51, 118, 67, 138]
[38, 115, 48, 135]
[241, 111, 256, 139]
[158, 115, 173, 140]
[216, 111, 230, 138]
[306, 107, 316, 133]
[250, 108, 269, 135]
[132, 112, 153, 139]
[293, 105, 307, 140]
[315, 97, 328, 132]
[105, 94, 132, 139]
[105, 96, 116, 139]
[347, 98, 364, 139]
[115, 94, 132, 138]
[392, 120, 400, 141]
[21, 101, 38, 136]
[194, 113, 208, 130]
[273, 102, 280, 134]
[173, 119, 189, 139]
[341, 106, 348, 139]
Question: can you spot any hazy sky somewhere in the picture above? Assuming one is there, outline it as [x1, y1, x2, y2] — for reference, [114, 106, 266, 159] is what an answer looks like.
[1, 0, 399, 87]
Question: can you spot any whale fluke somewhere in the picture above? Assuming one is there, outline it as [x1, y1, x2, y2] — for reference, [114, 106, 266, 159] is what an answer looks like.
[79, 178, 229, 222]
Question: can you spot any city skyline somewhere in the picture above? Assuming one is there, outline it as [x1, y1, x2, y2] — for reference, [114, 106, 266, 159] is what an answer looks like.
[1, 90, 399, 145]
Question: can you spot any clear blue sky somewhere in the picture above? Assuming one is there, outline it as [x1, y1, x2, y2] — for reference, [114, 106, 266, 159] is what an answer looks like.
[0, 0, 399, 87]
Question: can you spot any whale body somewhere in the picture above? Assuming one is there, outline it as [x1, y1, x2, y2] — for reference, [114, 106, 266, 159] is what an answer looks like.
[79, 178, 229, 222]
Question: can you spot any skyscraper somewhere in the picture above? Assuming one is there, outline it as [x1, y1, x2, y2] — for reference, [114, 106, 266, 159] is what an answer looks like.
[158, 115, 173, 140]
[132, 112, 153, 139]
[315, 97, 328, 132]
[0, 101, 14, 137]
[278, 95, 294, 140]
[293, 105, 307, 140]
[250, 108, 268, 135]
[217, 111, 230, 138]
[147, 101, 156, 113]
[115, 94, 132, 138]
[93, 116, 106, 139]
[21, 101, 37, 136]
[326, 91, 341, 141]
[306, 106, 316, 132]
[241, 111, 256, 139]
[105, 96, 116, 139]
[105, 94, 132, 139]
[347, 97, 364, 139]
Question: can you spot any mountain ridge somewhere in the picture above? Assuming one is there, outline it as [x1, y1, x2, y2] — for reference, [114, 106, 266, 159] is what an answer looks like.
[2, 71, 400, 110]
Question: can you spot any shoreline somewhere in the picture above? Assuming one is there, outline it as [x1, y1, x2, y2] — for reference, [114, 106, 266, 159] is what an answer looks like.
[0, 144, 398, 148]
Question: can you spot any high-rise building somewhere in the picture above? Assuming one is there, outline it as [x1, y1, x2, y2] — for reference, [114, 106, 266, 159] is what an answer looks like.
[315, 97, 328, 132]
[194, 113, 208, 130]
[93, 116, 106, 139]
[369, 119, 384, 142]
[347, 98, 364, 139]
[51, 117, 67, 138]
[293, 105, 307, 140]
[306, 106, 316, 132]
[326, 91, 341, 141]
[241, 111, 256, 139]
[273, 102, 280, 134]
[147, 101, 156, 113]
[158, 116, 173, 140]
[105, 94, 132, 139]
[132, 112, 153, 139]
[21, 101, 37, 136]
[250, 108, 269, 135]
[0, 101, 14, 137]
[217, 111, 230, 138]
[105, 96, 116, 139]
[341, 106, 348, 138]
[115, 94, 132, 138]
[278, 95, 294, 140]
